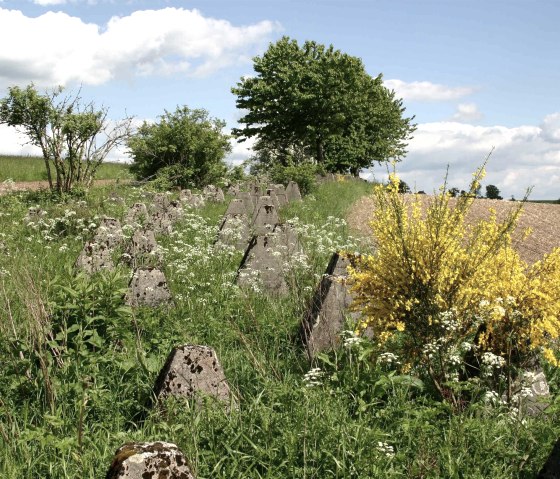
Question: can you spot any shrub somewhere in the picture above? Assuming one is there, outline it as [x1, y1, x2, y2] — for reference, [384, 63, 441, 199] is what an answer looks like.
[348, 165, 560, 406]
[269, 162, 323, 195]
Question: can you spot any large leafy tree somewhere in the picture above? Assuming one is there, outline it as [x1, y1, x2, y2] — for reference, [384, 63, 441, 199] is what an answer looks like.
[127, 106, 231, 188]
[0, 84, 133, 193]
[232, 37, 415, 175]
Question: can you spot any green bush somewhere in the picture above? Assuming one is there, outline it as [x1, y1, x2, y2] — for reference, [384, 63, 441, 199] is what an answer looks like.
[269, 162, 323, 195]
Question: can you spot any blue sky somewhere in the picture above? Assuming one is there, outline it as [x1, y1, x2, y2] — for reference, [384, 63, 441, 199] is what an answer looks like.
[0, 0, 559, 198]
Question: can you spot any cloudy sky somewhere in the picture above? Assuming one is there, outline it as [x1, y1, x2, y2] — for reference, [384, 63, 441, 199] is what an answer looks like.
[0, 0, 558, 199]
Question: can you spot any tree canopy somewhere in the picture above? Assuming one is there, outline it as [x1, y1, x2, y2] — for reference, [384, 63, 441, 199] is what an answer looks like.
[232, 36, 415, 175]
[485, 184, 502, 200]
[0, 84, 132, 193]
[127, 106, 231, 188]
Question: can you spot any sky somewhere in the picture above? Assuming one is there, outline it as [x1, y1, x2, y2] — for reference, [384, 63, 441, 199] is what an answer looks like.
[0, 0, 559, 199]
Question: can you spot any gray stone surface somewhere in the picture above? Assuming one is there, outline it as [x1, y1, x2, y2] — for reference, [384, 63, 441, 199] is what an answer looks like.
[512, 370, 551, 417]
[182, 193, 205, 208]
[235, 192, 255, 216]
[148, 210, 173, 235]
[151, 193, 171, 213]
[301, 252, 360, 359]
[203, 185, 225, 202]
[106, 441, 195, 479]
[124, 203, 149, 226]
[224, 199, 247, 217]
[538, 438, 560, 479]
[167, 200, 184, 223]
[236, 224, 302, 295]
[124, 228, 162, 267]
[93, 217, 123, 248]
[75, 241, 115, 274]
[286, 181, 302, 202]
[23, 206, 46, 224]
[179, 189, 192, 201]
[252, 202, 279, 235]
[126, 267, 173, 307]
[154, 345, 233, 405]
[216, 214, 250, 252]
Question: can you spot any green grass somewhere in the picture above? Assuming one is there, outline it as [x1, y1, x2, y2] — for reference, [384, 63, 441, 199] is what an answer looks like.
[0, 178, 557, 478]
[0, 155, 131, 182]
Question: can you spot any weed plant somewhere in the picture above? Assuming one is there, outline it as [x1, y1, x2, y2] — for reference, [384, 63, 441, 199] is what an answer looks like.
[0, 178, 557, 478]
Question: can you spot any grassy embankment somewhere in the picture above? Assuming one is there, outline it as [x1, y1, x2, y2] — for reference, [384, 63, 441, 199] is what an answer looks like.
[0, 155, 131, 182]
[0, 178, 558, 478]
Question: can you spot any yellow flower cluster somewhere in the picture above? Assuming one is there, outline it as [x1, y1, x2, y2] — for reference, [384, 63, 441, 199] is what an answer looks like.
[349, 168, 560, 368]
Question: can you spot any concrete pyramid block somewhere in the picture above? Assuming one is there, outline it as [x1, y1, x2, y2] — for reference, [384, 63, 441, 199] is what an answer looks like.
[151, 193, 171, 213]
[148, 210, 173, 235]
[301, 252, 360, 359]
[75, 241, 115, 274]
[154, 345, 233, 405]
[106, 441, 195, 479]
[286, 181, 302, 202]
[216, 214, 250, 252]
[224, 199, 248, 217]
[93, 217, 124, 249]
[126, 267, 173, 307]
[252, 202, 279, 235]
[236, 224, 301, 295]
[538, 438, 560, 478]
[124, 203, 149, 226]
[123, 228, 162, 267]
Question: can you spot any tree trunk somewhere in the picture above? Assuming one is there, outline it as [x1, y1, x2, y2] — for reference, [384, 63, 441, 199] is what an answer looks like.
[316, 140, 324, 164]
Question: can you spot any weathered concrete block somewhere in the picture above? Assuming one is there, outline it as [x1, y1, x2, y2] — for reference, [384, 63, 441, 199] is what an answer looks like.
[265, 189, 280, 209]
[224, 199, 247, 217]
[124, 203, 149, 226]
[511, 369, 551, 417]
[126, 267, 173, 307]
[75, 241, 115, 274]
[216, 214, 250, 252]
[167, 200, 184, 223]
[151, 193, 171, 213]
[301, 252, 360, 359]
[252, 202, 279, 235]
[106, 441, 195, 479]
[236, 224, 301, 295]
[235, 191, 255, 216]
[538, 438, 560, 479]
[23, 206, 46, 225]
[179, 189, 192, 201]
[203, 185, 225, 202]
[286, 181, 302, 202]
[123, 228, 162, 267]
[182, 193, 205, 208]
[93, 217, 124, 249]
[148, 210, 173, 235]
[154, 345, 233, 405]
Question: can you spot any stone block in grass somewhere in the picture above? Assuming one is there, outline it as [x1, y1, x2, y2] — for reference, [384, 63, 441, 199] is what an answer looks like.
[75, 241, 115, 274]
[126, 267, 173, 307]
[286, 180, 302, 202]
[216, 214, 251, 252]
[124, 203, 149, 226]
[93, 217, 123, 249]
[106, 441, 195, 479]
[301, 251, 360, 359]
[123, 228, 162, 267]
[154, 345, 233, 406]
[252, 201, 279, 235]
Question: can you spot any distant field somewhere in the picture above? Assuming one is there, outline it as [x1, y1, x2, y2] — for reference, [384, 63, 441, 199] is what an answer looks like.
[0, 155, 131, 181]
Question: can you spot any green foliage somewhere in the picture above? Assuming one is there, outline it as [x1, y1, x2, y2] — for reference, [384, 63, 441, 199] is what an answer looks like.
[232, 36, 415, 175]
[127, 105, 231, 188]
[268, 161, 322, 195]
[0, 84, 132, 193]
[485, 184, 503, 200]
[0, 179, 557, 477]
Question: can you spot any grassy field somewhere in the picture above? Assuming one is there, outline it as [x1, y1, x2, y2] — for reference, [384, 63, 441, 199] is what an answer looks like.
[0, 178, 557, 478]
[0, 155, 131, 182]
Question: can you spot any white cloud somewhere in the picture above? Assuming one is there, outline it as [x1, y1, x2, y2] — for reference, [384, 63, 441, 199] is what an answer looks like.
[451, 103, 483, 123]
[227, 136, 256, 166]
[0, 7, 280, 87]
[384, 79, 477, 102]
[366, 115, 560, 199]
[33, 0, 67, 5]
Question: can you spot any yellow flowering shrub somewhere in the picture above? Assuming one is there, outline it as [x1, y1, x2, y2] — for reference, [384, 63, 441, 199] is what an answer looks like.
[349, 166, 560, 402]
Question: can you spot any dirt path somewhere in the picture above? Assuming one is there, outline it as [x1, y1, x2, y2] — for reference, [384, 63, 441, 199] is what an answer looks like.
[347, 193, 560, 265]
[0, 179, 122, 196]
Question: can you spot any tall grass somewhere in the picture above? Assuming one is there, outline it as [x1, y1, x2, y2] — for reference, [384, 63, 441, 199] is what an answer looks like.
[0, 155, 131, 182]
[0, 179, 557, 478]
